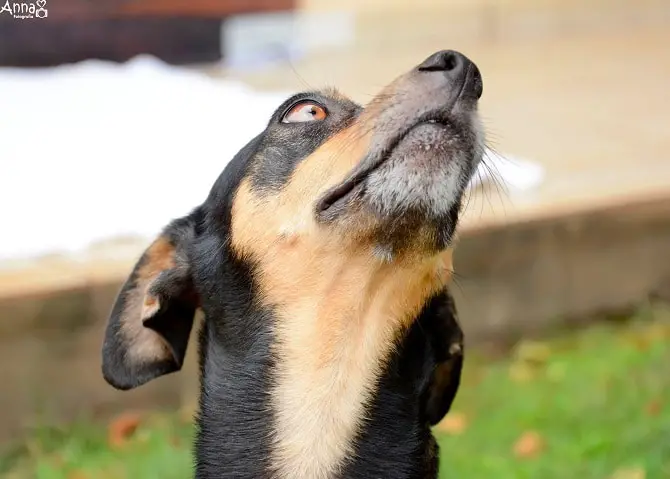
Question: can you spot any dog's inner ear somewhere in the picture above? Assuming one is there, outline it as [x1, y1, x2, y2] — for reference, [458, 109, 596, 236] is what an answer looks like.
[102, 226, 198, 391]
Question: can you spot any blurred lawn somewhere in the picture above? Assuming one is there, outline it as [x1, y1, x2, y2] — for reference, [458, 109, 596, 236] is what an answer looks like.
[2, 305, 669, 479]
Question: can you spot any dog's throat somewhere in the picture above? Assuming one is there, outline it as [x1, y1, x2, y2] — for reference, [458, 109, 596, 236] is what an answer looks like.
[266, 253, 452, 479]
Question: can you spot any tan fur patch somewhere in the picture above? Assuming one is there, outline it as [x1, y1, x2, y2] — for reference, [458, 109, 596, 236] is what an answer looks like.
[230, 115, 455, 478]
[138, 237, 176, 280]
[121, 237, 177, 363]
[267, 249, 452, 479]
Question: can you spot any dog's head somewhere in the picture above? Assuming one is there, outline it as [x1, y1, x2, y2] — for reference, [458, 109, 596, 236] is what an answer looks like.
[102, 50, 483, 391]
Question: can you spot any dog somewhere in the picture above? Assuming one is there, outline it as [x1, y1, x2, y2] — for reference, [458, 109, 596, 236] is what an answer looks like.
[102, 49, 484, 479]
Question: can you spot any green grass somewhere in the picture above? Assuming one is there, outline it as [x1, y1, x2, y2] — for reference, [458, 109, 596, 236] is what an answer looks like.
[3, 305, 669, 479]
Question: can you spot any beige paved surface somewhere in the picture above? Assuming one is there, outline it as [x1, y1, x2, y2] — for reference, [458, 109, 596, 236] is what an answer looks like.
[2, 22, 669, 298]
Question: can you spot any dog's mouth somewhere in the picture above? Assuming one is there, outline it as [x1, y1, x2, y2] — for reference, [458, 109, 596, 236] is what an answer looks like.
[315, 116, 451, 218]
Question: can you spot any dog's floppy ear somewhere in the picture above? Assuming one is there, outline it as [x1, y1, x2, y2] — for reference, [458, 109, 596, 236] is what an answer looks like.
[102, 214, 199, 391]
[422, 288, 465, 425]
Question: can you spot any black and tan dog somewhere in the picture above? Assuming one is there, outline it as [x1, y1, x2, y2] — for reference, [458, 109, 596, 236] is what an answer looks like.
[102, 50, 484, 478]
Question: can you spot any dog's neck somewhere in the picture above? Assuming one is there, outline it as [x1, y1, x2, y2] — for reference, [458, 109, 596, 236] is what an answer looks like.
[195, 244, 452, 479]
[268, 248, 452, 478]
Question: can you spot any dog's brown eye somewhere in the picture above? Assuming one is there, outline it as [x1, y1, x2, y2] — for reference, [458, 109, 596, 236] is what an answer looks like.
[282, 102, 327, 123]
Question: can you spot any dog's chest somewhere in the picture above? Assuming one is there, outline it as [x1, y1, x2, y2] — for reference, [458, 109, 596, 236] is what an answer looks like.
[269, 313, 398, 479]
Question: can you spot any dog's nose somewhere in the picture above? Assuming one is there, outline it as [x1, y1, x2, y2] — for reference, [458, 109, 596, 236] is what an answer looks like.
[417, 50, 483, 99]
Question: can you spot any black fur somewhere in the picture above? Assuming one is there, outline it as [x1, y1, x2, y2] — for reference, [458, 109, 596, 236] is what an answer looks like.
[185, 142, 278, 477]
[340, 290, 463, 479]
[193, 241, 276, 478]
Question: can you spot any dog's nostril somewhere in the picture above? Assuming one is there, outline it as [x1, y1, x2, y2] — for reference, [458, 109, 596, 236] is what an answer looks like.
[442, 52, 458, 71]
[417, 50, 463, 73]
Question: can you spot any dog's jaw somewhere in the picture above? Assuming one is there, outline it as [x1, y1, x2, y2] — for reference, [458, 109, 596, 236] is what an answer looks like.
[366, 114, 484, 221]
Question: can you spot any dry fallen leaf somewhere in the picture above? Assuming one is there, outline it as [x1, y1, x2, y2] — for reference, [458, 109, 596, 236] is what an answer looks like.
[513, 341, 552, 365]
[508, 340, 554, 383]
[436, 411, 468, 435]
[645, 321, 670, 341]
[513, 430, 545, 458]
[67, 471, 89, 479]
[633, 336, 652, 352]
[508, 363, 535, 383]
[108, 412, 142, 449]
[623, 329, 653, 352]
[170, 435, 183, 447]
[645, 400, 662, 417]
[609, 466, 646, 479]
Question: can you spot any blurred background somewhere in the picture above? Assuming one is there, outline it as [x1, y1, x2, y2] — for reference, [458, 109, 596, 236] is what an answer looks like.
[1, 0, 669, 477]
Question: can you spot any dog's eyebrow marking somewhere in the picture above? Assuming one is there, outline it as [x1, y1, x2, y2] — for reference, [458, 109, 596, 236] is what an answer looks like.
[230, 114, 455, 478]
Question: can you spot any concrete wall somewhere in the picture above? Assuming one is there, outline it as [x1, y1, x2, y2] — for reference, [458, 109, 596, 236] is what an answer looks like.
[1, 192, 668, 442]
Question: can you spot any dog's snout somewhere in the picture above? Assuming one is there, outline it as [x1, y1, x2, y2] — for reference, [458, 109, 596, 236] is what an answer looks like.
[417, 50, 483, 100]
[417, 50, 464, 73]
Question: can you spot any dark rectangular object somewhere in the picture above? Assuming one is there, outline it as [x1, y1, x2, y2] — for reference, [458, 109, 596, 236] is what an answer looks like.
[52, 0, 295, 21]
[0, 0, 296, 67]
[0, 17, 224, 66]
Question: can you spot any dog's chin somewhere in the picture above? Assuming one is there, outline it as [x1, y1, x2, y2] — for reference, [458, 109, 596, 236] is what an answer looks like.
[364, 121, 477, 222]
[315, 118, 481, 253]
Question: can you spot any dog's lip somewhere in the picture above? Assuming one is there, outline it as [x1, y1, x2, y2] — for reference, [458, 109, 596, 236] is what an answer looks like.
[315, 118, 449, 215]
[315, 157, 377, 214]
